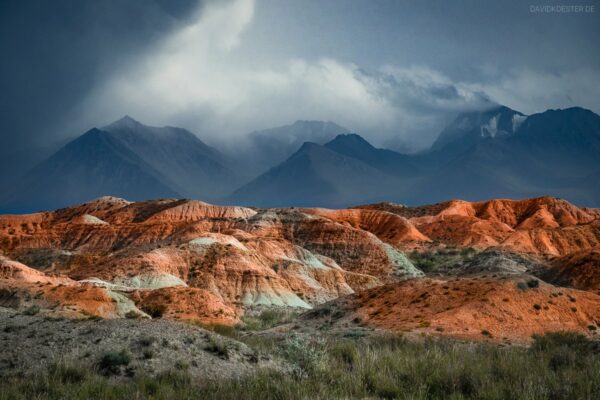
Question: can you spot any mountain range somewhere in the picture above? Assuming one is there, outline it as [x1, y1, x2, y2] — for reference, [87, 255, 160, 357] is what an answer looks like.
[1, 106, 599, 212]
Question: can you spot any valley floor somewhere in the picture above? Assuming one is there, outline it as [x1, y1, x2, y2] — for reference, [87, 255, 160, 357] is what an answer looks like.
[1, 307, 600, 400]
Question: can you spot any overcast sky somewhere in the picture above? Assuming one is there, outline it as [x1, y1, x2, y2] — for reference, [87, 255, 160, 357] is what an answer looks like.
[1, 0, 599, 154]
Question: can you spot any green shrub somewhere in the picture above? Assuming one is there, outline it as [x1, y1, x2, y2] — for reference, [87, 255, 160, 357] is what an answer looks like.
[138, 335, 156, 347]
[47, 361, 87, 384]
[204, 336, 230, 359]
[329, 341, 358, 368]
[241, 309, 298, 331]
[203, 323, 239, 338]
[531, 331, 599, 355]
[98, 350, 131, 375]
[278, 334, 327, 377]
[409, 248, 477, 274]
[156, 369, 192, 389]
[527, 279, 540, 288]
[460, 247, 477, 257]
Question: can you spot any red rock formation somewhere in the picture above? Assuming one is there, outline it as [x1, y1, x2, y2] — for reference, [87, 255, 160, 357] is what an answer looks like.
[131, 287, 238, 325]
[358, 197, 600, 256]
[0, 198, 404, 322]
[303, 208, 429, 245]
[353, 277, 600, 343]
[0, 195, 598, 334]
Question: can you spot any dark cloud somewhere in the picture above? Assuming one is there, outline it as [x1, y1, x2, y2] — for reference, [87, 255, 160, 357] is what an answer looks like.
[248, 0, 600, 77]
[0, 0, 201, 182]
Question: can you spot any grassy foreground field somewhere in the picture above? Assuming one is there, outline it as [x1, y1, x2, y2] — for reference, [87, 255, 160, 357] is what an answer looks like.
[1, 331, 599, 400]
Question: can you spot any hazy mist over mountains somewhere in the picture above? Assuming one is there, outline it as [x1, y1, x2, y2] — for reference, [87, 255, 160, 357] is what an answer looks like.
[2, 105, 599, 212]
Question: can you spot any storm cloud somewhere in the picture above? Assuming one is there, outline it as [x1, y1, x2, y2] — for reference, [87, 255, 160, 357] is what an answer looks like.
[1, 0, 599, 164]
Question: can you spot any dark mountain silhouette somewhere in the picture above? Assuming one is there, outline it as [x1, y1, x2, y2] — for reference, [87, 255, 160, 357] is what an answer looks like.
[413, 105, 525, 169]
[1, 128, 179, 212]
[432, 106, 524, 149]
[227, 141, 398, 207]
[324, 134, 418, 177]
[103, 116, 239, 199]
[1, 117, 239, 213]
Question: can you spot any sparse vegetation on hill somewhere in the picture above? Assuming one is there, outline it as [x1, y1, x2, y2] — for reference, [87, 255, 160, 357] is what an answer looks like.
[242, 309, 301, 331]
[1, 332, 599, 400]
[409, 247, 478, 274]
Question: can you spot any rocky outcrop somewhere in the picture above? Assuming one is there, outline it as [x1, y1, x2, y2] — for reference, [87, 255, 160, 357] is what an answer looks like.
[131, 287, 238, 324]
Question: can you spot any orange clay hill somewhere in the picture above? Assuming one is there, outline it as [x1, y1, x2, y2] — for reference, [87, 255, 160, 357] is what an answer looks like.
[330, 276, 600, 344]
[0, 195, 599, 342]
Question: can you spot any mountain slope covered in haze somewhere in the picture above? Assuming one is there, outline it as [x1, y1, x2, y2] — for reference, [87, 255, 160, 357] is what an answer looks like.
[228, 141, 399, 207]
[414, 107, 600, 205]
[103, 116, 239, 199]
[1, 128, 180, 212]
[229, 106, 600, 208]
[413, 105, 526, 169]
[1, 117, 240, 213]
[226, 120, 350, 177]
[431, 105, 525, 152]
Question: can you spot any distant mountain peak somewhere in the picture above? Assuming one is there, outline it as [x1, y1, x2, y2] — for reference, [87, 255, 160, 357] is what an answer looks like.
[72, 128, 112, 147]
[548, 106, 589, 113]
[326, 133, 375, 149]
[430, 105, 526, 152]
[228, 138, 397, 208]
[119, 115, 137, 123]
[490, 104, 521, 114]
[532, 106, 597, 121]
[324, 133, 417, 177]
[104, 116, 196, 141]
[232, 121, 352, 176]
[291, 120, 346, 129]
[107, 115, 143, 129]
